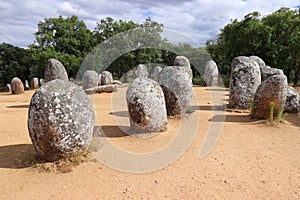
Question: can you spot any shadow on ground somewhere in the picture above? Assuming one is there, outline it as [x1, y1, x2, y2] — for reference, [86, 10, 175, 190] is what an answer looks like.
[6, 104, 29, 109]
[109, 111, 129, 118]
[0, 143, 35, 169]
[94, 125, 129, 138]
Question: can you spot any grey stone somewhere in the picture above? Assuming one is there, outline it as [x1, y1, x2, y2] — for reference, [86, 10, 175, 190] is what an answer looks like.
[252, 75, 288, 119]
[158, 66, 193, 116]
[40, 79, 44, 86]
[44, 58, 68, 82]
[6, 84, 11, 93]
[260, 66, 284, 82]
[98, 74, 102, 85]
[284, 86, 300, 113]
[204, 60, 219, 86]
[28, 79, 95, 161]
[151, 66, 162, 82]
[31, 77, 39, 89]
[25, 80, 30, 90]
[135, 64, 149, 78]
[174, 56, 193, 79]
[82, 70, 99, 90]
[101, 71, 113, 85]
[126, 77, 168, 134]
[249, 55, 266, 69]
[229, 56, 261, 109]
[11, 77, 24, 94]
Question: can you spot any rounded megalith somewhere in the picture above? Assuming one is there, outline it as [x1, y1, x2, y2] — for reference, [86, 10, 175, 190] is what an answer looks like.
[101, 71, 113, 85]
[44, 58, 68, 82]
[25, 80, 30, 90]
[11, 77, 24, 94]
[284, 86, 300, 113]
[229, 56, 261, 109]
[31, 77, 39, 89]
[252, 75, 288, 119]
[204, 60, 219, 86]
[28, 79, 95, 161]
[249, 55, 265, 69]
[174, 55, 193, 79]
[158, 66, 193, 116]
[82, 70, 99, 89]
[260, 66, 284, 82]
[135, 64, 149, 78]
[126, 77, 168, 134]
[151, 66, 162, 82]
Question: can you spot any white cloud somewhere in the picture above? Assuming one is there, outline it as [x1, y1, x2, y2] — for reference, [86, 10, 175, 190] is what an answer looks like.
[0, 0, 299, 47]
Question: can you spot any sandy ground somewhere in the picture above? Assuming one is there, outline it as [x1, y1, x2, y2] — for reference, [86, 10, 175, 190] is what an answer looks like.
[0, 86, 300, 200]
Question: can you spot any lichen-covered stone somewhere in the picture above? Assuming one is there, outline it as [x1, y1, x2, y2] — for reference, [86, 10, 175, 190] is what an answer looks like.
[44, 59, 68, 82]
[28, 79, 95, 161]
[135, 64, 149, 78]
[126, 77, 168, 134]
[204, 60, 219, 86]
[101, 71, 113, 85]
[158, 66, 193, 116]
[98, 74, 102, 85]
[25, 80, 30, 90]
[11, 77, 24, 94]
[40, 79, 44, 86]
[82, 70, 99, 89]
[260, 66, 284, 82]
[284, 86, 300, 113]
[229, 56, 261, 109]
[31, 77, 39, 89]
[249, 55, 266, 69]
[174, 55, 193, 79]
[252, 75, 288, 119]
[151, 66, 162, 82]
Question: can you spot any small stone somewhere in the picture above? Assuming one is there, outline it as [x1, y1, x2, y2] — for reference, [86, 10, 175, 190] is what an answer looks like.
[101, 71, 113, 85]
[135, 64, 149, 78]
[44, 58, 68, 82]
[31, 77, 39, 89]
[284, 86, 300, 113]
[174, 55, 193, 79]
[11, 77, 24, 94]
[25, 80, 30, 90]
[204, 60, 219, 86]
[151, 66, 162, 82]
[82, 70, 99, 89]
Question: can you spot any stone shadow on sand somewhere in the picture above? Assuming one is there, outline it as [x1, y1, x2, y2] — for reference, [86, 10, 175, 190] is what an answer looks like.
[209, 114, 253, 123]
[6, 104, 29, 109]
[93, 126, 129, 138]
[0, 144, 35, 169]
[191, 105, 226, 111]
[109, 111, 129, 118]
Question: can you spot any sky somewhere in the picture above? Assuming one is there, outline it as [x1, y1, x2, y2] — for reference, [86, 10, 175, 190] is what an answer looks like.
[0, 0, 299, 48]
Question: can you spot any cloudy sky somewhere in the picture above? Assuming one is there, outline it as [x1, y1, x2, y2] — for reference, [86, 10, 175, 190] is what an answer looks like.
[0, 0, 299, 48]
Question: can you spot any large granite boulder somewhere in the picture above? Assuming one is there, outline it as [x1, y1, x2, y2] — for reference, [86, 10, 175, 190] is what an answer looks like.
[158, 66, 193, 116]
[249, 55, 265, 69]
[31, 77, 39, 89]
[82, 70, 99, 89]
[11, 77, 24, 94]
[252, 75, 288, 119]
[126, 77, 168, 134]
[135, 64, 149, 78]
[174, 55, 193, 79]
[44, 59, 68, 82]
[284, 86, 300, 113]
[101, 71, 113, 85]
[204, 60, 219, 86]
[260, 66, 284, 82]
[151, 66, 162, 82]
[28, 79, 95, 161]
[229, 56, 261, 109]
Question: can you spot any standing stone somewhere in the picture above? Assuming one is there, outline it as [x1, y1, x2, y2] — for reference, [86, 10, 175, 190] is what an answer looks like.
[174, 55, 193, 79]
[101, 71, 113, 85]
[126, 77, 168, 134]
[204, 60, 219, 86]
[229, 56, 261, 109]
[31, 77, 39, 89]
[28, 79, 94, 161]
[98, 74, 102, 85]
[284, 86, 300, 113]
[260, 66, 284, 82]
[11, 77, 24, 94]
[158, 66, 193, 116]
[44, 58, 68, 82]
[135, 64, 148, 78]
[25, 80, 30, 90]
[82, 70, 99, 89]
[6, 84, 11, 93]
[151, 66, 162, 82]
[249, 55, 266, 69]
[252, 75, 288, 119]
[39, 79, 44, 86]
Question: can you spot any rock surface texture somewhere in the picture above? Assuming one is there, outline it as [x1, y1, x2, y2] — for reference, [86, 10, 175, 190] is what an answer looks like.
[28, 79, 95, 161]
[31, 77, 39, 89]
[82, 70, 99, 89]
[44, 59, 69, 82]
[284, 86, 300, 113]
[158, 66, 193, 116]
[174, 56, 193, 79]
[151, 66, 162, 82]
[135, 64, 149, 78]
[252, 75, 288, 119]
[229, 56, 261, 109]
[101, 71, 113, 85]
[11, 77, 24, 94]
[204, 60, 219, 86]
[126, 77, 168, 134]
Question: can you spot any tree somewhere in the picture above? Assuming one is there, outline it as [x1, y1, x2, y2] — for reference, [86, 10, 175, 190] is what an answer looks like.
[30, 15, 94, 78]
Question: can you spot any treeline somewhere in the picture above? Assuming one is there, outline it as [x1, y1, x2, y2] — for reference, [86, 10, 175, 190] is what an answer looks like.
[0, 7, 299, 88]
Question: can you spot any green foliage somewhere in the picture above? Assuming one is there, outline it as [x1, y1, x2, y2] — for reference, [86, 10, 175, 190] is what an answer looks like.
[269, 102, 275, 122]
[267, 101, 285, 124]
[206, 7, 300, 85]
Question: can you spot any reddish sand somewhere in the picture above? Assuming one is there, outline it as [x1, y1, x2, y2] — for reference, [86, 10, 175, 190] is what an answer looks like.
[0, 86, 300, 199]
